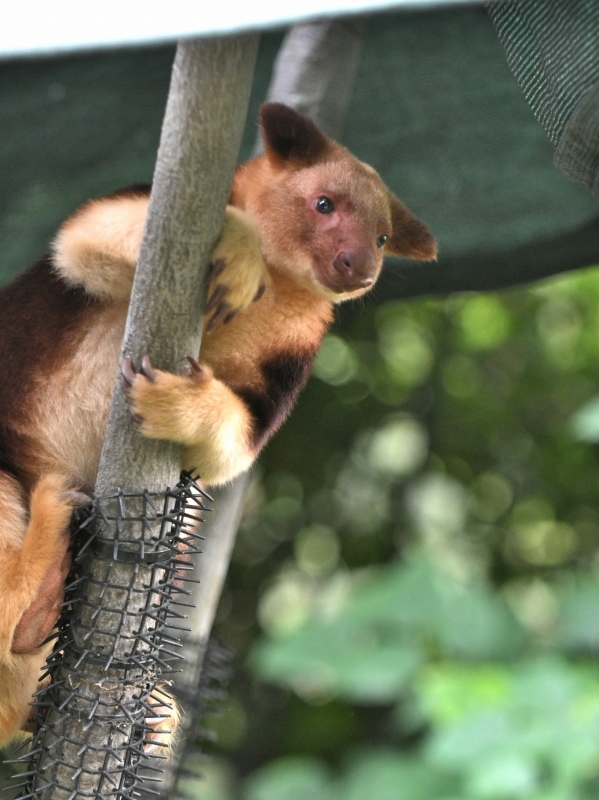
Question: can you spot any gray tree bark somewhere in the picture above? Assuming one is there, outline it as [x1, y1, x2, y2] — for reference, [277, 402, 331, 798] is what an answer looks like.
[96, 35, 259, 494]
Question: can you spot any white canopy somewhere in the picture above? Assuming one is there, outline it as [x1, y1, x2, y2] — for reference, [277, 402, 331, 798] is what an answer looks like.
[3, 0, 481, 59]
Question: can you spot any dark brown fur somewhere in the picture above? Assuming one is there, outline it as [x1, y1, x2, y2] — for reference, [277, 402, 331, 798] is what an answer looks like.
[234, 349, 317, 451]
[0, 258, 100, 487]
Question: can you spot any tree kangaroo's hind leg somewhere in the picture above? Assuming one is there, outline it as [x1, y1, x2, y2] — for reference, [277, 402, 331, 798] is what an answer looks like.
[0, 471, 87, 746]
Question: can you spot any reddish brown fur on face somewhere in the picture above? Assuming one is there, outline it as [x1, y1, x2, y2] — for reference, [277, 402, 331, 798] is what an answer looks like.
[231, 104, 437, 303]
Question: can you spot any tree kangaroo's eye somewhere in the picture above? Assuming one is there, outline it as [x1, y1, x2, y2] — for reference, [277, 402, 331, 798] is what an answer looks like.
[377, 234, 388, 248]
[315, 196, 335, 214]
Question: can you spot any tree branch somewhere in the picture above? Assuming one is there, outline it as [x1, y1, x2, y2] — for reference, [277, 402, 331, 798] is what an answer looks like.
[97, 35, 259, 494]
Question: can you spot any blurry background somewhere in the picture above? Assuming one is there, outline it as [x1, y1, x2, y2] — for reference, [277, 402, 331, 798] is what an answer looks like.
[4, 4, 599, 799]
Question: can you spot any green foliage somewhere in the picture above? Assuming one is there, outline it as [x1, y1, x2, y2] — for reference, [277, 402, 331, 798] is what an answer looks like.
[244, 757, 332, 800]
[571, 395, 599, 442]
[250, 637, 599, 797]
[251, 556, 525, 705]
[205, 266, 599, 799]
[422, 658, 599, 797]
[240, 750, 461, 800]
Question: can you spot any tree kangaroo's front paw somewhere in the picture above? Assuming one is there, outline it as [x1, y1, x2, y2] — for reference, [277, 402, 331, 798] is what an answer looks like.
[120, 355, 211, 442]
[205, 206, 270, 331]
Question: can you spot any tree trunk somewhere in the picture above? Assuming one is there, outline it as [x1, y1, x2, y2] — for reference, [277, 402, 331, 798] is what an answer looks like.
[24, 33, 259, 800]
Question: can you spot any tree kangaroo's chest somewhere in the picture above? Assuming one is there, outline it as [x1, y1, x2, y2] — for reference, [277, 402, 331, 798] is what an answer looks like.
[32, 303, 128, 484]
[32, 278, 327, 483]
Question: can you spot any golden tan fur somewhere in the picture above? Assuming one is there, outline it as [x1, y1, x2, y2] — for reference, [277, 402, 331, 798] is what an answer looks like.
[0, 103, 436, 748]
[52, 192, 146, 300]
[33, 302, 128, 486]
[210, 205, 270, 313]
[0, 473, 80, 747]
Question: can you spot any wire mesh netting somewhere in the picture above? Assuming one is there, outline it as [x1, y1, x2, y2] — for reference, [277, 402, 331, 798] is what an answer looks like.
[489, 0, 599, 197]
[3, 472, 212, 800]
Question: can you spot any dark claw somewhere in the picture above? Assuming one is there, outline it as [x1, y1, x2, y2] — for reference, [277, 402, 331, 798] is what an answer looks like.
[206, 258, 225, 282]
[186, 355, 204, 377]
[140, 355, 156, 383]
[120, 356, 145, 427]
[206, 301, 232, 332]
[205, 283, 227, 314]
[253, 283, 266, 302]
[224, 309, 238, 325]
[121, 356, 136, 392]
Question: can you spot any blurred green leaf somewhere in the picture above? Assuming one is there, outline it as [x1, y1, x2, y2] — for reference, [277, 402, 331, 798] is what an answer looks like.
[555, 576, 599, 651]
[338, 750, 458, 800]
[352, 557, 526, 659]
[313, 335, 359, 386]
[458, 295, 511, 351]
[464, 752, 538, 798]
[243, 757, 332, 800]
[420, 658, 599, 794]
[250, 610, 422, 703]
[376, 309, 435, 387]
[417, 663, 510, 724]
[251, 557, 526, 705]
[570, 394, 599, 442]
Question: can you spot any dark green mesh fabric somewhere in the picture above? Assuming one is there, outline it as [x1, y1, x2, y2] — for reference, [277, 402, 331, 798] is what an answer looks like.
[2, 6, 599, 295]
[489, 0, 599, 196]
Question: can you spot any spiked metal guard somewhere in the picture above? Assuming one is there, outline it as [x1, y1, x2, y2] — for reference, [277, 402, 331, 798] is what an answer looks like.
[5, 472, 211, 800]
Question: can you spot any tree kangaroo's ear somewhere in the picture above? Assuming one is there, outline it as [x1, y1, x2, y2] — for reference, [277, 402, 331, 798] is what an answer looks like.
[386, 193, 437, 260]
[260, 102, 332, 166]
